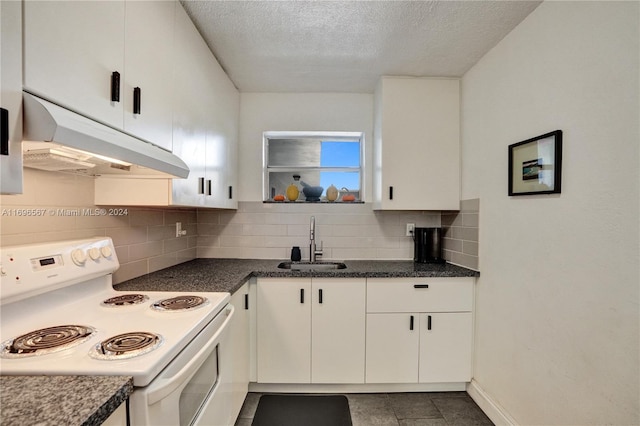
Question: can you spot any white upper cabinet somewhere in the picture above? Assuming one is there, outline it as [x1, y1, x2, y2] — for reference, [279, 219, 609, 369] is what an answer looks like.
[170, 3, 212, 207]
[93, 2, 239, 209]
[123, 1, 175, 151]
[23, 1, 125, 129]
[23, 1, 175, 151]
[1, 0, 23, 194]
[170, 3, 239, 208]
[373, 77, 460, 210]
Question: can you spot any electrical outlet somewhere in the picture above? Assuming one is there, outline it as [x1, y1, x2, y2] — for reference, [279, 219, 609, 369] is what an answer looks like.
[176, 222, 187, 238]
[406, 223, 415, 237]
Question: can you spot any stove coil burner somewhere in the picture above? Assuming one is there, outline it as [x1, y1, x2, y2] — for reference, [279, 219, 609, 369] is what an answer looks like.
[90, 331, 163, 360]
[0, 325, 96, 358]
[151, 295, 209, 312]
[101, 293, 149, 307]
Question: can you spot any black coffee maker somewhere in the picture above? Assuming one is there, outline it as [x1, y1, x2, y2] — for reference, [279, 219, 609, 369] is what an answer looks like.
[413, 227, 445, 264]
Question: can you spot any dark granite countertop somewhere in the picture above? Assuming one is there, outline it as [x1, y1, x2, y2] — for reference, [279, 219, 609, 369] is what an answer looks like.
[0, 375, 133, 426]
[114, 259, 479, 294]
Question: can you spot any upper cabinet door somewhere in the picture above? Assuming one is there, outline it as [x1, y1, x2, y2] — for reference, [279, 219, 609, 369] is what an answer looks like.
[170, 3, 211, 207]
[123, 1, 175, 151]
[23, 1, 125, 129]
[373, 77, 460, 210]
[1, 0, 23, 194]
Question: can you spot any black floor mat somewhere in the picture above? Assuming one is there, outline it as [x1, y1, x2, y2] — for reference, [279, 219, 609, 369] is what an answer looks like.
[251, 394, 352, 426]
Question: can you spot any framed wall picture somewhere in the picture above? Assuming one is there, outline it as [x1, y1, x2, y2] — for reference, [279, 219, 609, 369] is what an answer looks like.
[508, 130, 562, 196]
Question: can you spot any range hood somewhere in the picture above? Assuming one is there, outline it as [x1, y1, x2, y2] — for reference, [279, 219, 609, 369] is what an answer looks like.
[22, 92, 189, 178]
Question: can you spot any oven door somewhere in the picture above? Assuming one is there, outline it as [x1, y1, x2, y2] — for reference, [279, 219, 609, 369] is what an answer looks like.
[130, 305, 235, 426]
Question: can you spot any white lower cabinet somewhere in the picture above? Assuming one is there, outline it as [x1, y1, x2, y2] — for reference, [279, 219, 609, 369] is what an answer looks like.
[311, 278, 366, 383]
[256, 278, 366, 384]
[257, 278, 311, 383]
[418, 312, 472, 383]
[229, 282, 250, 422]
[255, 276, 473, 387]
[365, 278, 474, 384]
[365, 313, 420, 383]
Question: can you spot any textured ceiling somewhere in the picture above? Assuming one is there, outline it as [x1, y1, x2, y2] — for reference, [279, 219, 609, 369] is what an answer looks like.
[180, 0, 542, 93]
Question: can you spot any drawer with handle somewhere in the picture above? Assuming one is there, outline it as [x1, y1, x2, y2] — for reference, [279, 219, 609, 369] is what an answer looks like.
[366, 277, 473, 313]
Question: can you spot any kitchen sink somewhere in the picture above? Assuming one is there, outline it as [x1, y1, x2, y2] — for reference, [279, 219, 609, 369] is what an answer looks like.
[277, 261, 347, 271]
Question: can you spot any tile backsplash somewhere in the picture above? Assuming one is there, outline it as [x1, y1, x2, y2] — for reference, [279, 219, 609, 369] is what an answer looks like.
[197, 201, 441, 261]
[442, 198, 480, 270]
[1, 170, 479, 285]
[0, 169, 198, 284]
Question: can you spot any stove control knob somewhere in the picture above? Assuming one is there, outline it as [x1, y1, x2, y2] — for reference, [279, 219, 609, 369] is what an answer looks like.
[71, 249, 87, 266]
[88, 247, 101, 261]
[100, 246, 113, 258]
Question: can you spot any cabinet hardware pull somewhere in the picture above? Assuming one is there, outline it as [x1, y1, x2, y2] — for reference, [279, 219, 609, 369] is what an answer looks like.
[300, 288, 304, 304]
[427, 315, 432, 330]
[133, 87, 141, 114]
[413, 284, 429, 289]
[207, 179, 212, 196]
[319, 289, 323, 304]
[1, 108, 8, 156]
[110, 71, 120, 102]
[244, 294, 249, 310]
[228, 186, 233, 199]
[389, 186, 394, 200]
[198, 177, 205, 194]
[410, 315, 414, 330]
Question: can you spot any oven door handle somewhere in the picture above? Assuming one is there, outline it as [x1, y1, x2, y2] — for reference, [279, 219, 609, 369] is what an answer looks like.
[146, 305, 235, 405]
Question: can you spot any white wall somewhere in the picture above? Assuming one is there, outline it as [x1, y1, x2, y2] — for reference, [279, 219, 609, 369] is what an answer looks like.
[462, 2, 639, 424]
[237, 92, 374, 201]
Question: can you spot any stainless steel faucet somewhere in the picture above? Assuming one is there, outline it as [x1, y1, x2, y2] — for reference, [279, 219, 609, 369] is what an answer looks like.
[310, 216, 323, 262]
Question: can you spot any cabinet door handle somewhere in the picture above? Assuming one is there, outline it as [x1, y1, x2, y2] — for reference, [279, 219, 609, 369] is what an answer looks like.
[318, 289, 323, 304]
[110, 71, 120, 102]
[228, 186, 233, 199]
[207, 180, 212, 196]
[198, 177, 205, 194]
[410, 315, 414, 331]
[300, 288, 305, 304]
[413, 284, 429, 289]
[427, 315, 432, 330]
[389, 186, 394, 200]
[1, 108, 8, 156]
[244, 294, 249, 310]
[133, 87, 141, 114]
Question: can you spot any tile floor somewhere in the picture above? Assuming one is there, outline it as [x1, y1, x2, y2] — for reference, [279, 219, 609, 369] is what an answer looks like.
[235, 391, 494, 425]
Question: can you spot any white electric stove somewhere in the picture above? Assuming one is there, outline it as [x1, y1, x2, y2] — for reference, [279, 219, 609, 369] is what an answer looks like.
[0, 237, 234, 425]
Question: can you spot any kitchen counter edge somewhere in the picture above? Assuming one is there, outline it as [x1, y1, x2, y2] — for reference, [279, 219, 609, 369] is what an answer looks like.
[0, 375, 133, 426]
[114, 259, 479, 295]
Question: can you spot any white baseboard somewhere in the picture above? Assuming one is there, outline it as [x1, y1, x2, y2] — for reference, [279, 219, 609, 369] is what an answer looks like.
[249, 382, 466, 394]
[466, 379, 518, 425]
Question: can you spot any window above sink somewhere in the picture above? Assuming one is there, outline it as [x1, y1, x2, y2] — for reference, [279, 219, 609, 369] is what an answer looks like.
[263, 131, 364, 203]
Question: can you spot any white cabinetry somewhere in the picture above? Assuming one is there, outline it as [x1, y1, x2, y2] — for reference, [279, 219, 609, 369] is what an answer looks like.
[365, 278, 473, 384]
[311, 278, 366, 383]
[1, 0, 23, 194]
[23, 1, 125, 130]
[256, 278, 366, 384]
[23, 1, 175, 151]
[122, 1, 175, 150]
[93, 3, 239, 208]
[230, 283, 250, 423]
[257, 278, 311, 383]
[418, 312, 473, 383]
[373, 77, 460, 210]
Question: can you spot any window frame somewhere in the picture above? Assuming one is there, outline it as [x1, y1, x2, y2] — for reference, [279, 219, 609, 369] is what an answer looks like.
[262, 131, 365, 202]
